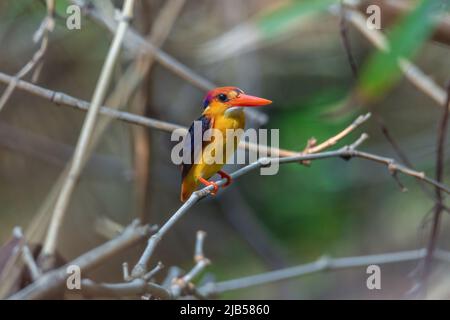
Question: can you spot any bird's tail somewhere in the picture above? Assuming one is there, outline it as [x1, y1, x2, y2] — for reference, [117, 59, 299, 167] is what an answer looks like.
[181, 176, 197, 202]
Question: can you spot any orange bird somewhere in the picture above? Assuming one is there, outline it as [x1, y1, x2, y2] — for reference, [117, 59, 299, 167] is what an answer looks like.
[180, 87, 272, 202]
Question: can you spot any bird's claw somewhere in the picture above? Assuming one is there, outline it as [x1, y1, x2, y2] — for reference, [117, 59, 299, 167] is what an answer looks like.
[199, 177, 219, 196]
[217, 170, 232, 187]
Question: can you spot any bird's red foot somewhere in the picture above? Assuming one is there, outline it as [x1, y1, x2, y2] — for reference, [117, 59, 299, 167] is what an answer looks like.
[199, 177, 219, 196]
[217, 170, 232, 187]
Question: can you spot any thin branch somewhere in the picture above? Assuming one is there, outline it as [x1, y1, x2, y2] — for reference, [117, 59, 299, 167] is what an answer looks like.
[32, 0, 183, 251]
[0, 227, 35, 298]
[305, 113, 371, 154]
[170, 231, 210, 298]
[13, 228, 42, 281]
[0, 0, 54, 111]
[131, 195, 201, 277]
[423, 81, 450, 283]
[0, 70, 182, 130]
[0, 72, 369, 160]
[131, 133, 450, 277]
[31, 0, 55, 82]
[143, 262, 164, 281]
[80, 278, 171, 299]
[334, 5, 448, 107]
[198, 248, 450, 296]
[70, 0, 267, 125]
[130, 0, 186, 222]
[9, 221, 154, 300]
[162, 266, 184, 288]
[194, 230, 207, 262]
[243, 112, 372, 158]
[40, 0, 135, 265]
[77, 231, 208, 299]
[349, 132, 369, 149]
[374, 114, 435, 201]
[338, 2, 435, 199]
[339, 1, 358, 78]
[122, 262, 131, 282]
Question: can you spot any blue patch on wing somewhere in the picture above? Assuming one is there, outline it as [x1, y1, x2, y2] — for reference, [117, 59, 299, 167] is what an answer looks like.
[181, 115, 211, 179]
[202, 93, 212, 108]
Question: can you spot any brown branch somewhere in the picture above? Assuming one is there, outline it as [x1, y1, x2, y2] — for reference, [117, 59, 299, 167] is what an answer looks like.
[422, 81, 450, 285]
[39, 0, 136, 267]
[0, 72, 369, 160]
[0, 0, 54, 111]
[305, 113, 370, 154]
[70, 0, 267, 125]
[9, 221, 154, 300]
[10, 140, 450, 299]
[339, 1, 358, 79]
[130, 0, 186, 222]
[338, 3, 436, 199]
[3, 61, 450, 289]
[130, 133, 450, 277]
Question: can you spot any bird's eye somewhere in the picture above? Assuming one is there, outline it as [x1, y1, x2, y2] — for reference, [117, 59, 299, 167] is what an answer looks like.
[217, 93, 228, 102]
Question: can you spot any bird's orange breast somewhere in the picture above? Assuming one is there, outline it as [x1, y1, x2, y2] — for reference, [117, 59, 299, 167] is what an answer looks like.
[180, 110, 245, 202]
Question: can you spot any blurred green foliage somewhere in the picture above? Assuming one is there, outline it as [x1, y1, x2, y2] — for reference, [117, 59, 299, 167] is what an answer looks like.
[258, 0, 338, 37]
[358, 0, 446, 101]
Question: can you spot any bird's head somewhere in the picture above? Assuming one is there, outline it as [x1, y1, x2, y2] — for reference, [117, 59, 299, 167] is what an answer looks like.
[202, 86, 272, 116]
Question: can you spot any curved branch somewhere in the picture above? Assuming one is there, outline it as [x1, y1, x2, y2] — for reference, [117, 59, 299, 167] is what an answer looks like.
[199, 248, 450, 296]
[131, 135, 450, 277]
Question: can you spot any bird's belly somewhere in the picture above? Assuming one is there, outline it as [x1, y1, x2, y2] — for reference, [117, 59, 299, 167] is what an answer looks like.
[194, 117, 244, 181]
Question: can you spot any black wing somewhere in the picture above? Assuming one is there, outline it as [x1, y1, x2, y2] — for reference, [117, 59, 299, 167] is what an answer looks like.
[181, 115, 211, 179]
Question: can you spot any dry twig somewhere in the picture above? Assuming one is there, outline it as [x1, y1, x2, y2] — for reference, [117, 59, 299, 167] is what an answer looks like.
[130, 133, 450, 277]
[335, 5, 448, 107]
[9, 221, 154, 300]
[70, 0, 268, 125]
[0, 0, 54, 111]
[40, 0, 136, 266]
[0, 72, 370, 160]
[199, 248, 450, 296]
[422, 82, 450, 284]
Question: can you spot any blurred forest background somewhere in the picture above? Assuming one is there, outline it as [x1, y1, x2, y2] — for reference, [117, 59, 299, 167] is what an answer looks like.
[1, 0, 450, 299]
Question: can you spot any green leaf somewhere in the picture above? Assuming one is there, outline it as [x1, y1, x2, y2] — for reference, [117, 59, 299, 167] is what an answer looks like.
[54, 0, 72, 17]
[358, 0, 448, 101]
[258, 0, 338, 38]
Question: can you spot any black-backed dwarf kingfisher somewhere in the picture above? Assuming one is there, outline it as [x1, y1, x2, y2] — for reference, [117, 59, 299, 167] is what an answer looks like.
[180, 87, 272, 202]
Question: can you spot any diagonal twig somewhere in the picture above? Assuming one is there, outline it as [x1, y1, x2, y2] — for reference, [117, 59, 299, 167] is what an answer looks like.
[422, 81, 450, 285]
[40, 0, 136, 267]
[0, 0, 54, 112]
[335, 5, 448, 108]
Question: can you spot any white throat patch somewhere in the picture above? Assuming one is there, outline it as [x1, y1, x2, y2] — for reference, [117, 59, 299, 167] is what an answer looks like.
[225, 106, 243, 117]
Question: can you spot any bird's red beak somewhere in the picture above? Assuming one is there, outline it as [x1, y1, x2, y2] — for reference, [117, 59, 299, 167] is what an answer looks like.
[232, 94, 272, 107]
